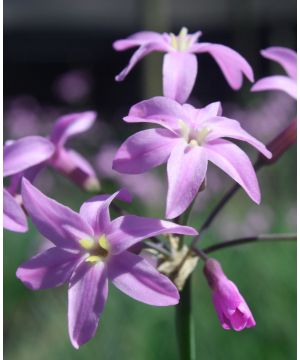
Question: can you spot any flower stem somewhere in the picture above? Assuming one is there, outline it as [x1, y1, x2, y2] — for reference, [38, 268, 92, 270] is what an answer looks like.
[176, 277, 196, 360]
[197, 233, 296, 254]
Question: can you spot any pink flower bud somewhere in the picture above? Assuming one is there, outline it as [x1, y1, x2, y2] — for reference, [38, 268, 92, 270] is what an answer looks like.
[203, 258, 256, 331]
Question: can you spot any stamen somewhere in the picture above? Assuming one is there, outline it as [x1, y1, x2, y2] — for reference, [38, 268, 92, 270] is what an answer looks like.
[178, 119, 190, 142]
[79, 238, 95, 250]
[86, 255, 102, 263]
[98, 235, 109, 251]
[189, 139, 198, 147]
[197, 127, 211, 145]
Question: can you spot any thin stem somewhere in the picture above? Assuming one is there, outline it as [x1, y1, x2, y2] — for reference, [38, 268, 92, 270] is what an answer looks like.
[193, 233, 296, 255]
[175, 277, 196, 360]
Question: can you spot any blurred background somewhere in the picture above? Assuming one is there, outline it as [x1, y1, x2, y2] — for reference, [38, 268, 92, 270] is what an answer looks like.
[4, 0, 296, 359]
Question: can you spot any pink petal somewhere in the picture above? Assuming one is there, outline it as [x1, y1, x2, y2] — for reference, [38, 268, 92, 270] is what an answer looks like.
[113, 128, 178, 174]
[204, 139, 260, 204]
[166, 142, 208, 219]
[115, 42, 166, 81]
[21, 178, 93, 249]
[124, 96, 188, 132]
[4, 136, 55, 177]
[106, 215, 198, 255]
[3, 189, 28, 233]
[50, 111, 97, 147]
[16, 247, 81, 290]
[108, 251, 179, 306]
[205, 117, 272, 158]
[261, 46, 297, 79]
[113, 31, 165, 51]
[192, 43, 254, 89]
[251, 75, 297, 99]
[68, 261, 108, 348]
[79, 189, 132, 235]
[162, 52, 198, 103]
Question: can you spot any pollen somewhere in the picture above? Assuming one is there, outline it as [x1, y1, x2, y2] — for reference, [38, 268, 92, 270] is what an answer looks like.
[98, 235, 109, 251]
[85, 255, 102, 263]
[79, 238, 95, 250]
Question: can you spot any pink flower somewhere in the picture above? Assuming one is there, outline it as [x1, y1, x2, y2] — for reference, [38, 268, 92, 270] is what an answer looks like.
[114, 27, 253, 103]
[203, 258, 256, 331]
[17, 179, 198, 348]
[251, 47, 297, 99]
[113, 97, 272, 219]
[3, 136, 55, 232]
[48, 111, 100, 191]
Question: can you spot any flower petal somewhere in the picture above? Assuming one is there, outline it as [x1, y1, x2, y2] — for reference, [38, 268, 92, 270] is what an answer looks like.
[3, 189, 28, 233]
[124, 96, 188, 132]
[192, 43, 254, 89]
[251, 75, 297, 99]
[50, 111, 97, 147]
[68, 261, 108, 349]
[21, 178, 93, 249]
[205, 117, 272, 158]
[79, 189, 132, 235]
[163, 52, 198, 103]
[166, 142, 208, 219]
[4, 136, 55, 177]
[108, 251, 179, 306]
[115, 42, 165, 81]
[113, 31, 165, 51]
[261, 46, 297, 79]
[16, 247, 81, 290]
[106, 215, 198, 255]
[205, 139, 260, 204]
[113, 128, 178, 174]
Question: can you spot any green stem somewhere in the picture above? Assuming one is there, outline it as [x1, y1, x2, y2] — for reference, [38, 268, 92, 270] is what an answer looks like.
[175, 277, 196, 360]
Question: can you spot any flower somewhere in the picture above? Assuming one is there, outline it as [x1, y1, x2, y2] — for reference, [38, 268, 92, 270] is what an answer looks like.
[3, 136, 55, 232]
[114, 27, 253, 103]
[48, 111, 100, 191]
[113, 96, 272, 219]
[17, 178, 198, 348]
[203, 258, 256, 331]
[251, 47, 297, 99]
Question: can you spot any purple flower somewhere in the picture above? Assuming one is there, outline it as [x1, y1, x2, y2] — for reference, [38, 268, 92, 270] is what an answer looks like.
[17, 179, 198, 348]
[251, 47, 297, 99]
[203, 258, 256, 331]
[48, 111, 100, 191]
[3, 136, 55, 232]
[113, 97, 272, 219]
[114, 27, 253, 103]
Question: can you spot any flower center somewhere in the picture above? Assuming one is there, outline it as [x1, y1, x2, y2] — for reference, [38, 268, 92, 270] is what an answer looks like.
[79, 235, 110, 263]
[169, 27, 192, 51]
[178, 120, 211, 146]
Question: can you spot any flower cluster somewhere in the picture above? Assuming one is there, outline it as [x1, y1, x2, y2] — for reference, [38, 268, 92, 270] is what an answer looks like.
[4, 26, 297, 350]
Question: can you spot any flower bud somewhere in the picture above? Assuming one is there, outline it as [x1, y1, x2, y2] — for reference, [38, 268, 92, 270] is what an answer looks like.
[203, 258, 256, 331]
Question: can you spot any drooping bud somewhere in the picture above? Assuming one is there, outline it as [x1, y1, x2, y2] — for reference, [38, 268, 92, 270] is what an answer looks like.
[256, 118, 296, 167]
[203, 258, 256, 331]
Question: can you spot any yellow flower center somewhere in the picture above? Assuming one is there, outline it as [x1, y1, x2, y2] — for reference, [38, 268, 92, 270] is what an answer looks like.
[79, 235, 110, 264]
[170, 27, 192, 51]
[178, 120, 211, 146]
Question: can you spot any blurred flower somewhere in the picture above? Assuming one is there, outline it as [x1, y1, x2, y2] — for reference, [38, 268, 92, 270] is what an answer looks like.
[96, 144, 165, 206]
[114, 27, 253, 103]
[203, 258, 256, 331]
[17, 179, 197, 348]
[3, 136, 55, 232]
[113, 97, 271, 219]
[252, 47, 297, 99]
[53, 70, 92, 104]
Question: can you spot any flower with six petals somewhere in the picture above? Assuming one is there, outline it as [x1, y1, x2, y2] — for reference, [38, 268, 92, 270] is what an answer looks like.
[114, 27, 254, 103]
[17, 179, 198, 348]
[113, 96, 272, 219]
